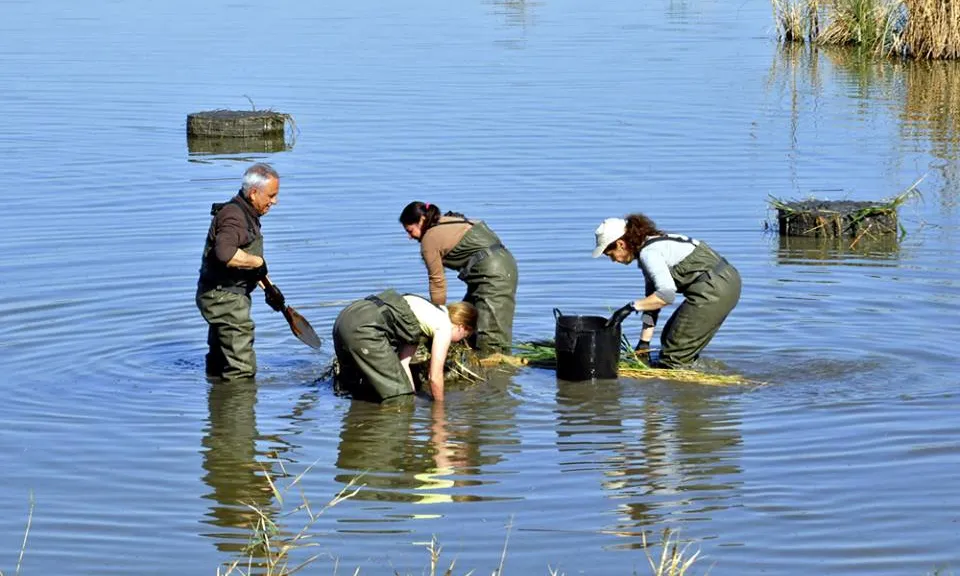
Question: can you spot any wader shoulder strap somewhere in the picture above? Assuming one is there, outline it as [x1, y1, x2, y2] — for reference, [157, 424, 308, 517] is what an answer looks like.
[364, 294, 387, 307]
[639, 235, 696, 250]
[432, 218, 474, 228]
[637, 235, 697, 269]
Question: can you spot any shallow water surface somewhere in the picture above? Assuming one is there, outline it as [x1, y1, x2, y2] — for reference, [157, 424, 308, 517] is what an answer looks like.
[1, 0, 959, 574]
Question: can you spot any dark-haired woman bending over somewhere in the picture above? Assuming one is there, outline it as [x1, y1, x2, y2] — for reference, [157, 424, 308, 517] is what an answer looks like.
[399, 201, 518, 357]
[595, 213, 741, 369]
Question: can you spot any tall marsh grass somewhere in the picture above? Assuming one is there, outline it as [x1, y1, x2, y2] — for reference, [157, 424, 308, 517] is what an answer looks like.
[773, 0, 960, 58]
[903, 0, 960, 58]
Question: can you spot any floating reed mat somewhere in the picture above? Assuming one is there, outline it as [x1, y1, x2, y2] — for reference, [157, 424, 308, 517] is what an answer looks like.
[769, 179, 922, 243]
[505, 339, 755, 387]
[186, 109, 295, 138]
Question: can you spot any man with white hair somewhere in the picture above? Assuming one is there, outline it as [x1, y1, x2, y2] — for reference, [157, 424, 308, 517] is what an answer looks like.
[196, 163, 284, 380]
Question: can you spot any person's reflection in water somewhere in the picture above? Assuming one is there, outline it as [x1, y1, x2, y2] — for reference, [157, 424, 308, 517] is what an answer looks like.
[200, 379, 279, 554]
[334, 398, 432, 503]
[554, 380, 741, 543]
[412, 403, 466, 507]
[334, 381, 519, 520]
[334, 398, 460, 510]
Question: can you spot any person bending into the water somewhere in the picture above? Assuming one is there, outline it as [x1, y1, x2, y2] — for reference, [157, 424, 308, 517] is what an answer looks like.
[399, 202, 518, 357]
[595, 213, 741, 368]
[333, 289, 477, 402]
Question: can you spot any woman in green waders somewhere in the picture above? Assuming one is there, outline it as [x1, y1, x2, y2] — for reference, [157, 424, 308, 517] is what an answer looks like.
[399, 202, 518, 357]
[333, 290, 477, 403]
[595, 214, 741, 369]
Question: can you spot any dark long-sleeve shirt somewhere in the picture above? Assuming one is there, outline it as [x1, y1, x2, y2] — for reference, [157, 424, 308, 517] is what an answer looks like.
[212, 194, 260, 262]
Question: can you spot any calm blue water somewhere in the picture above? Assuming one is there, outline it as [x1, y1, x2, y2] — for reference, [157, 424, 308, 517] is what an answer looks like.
[1, 0, 958, 574]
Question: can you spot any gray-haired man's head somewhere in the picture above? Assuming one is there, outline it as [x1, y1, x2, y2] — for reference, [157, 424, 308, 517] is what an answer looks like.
[241, 163, 280, 216]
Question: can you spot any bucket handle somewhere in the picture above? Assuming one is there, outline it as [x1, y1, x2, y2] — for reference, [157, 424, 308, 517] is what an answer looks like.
[553, 308, 563, 321]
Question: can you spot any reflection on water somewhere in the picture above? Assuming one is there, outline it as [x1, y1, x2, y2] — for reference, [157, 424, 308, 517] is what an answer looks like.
[187, 134, 291, 156]
[901, 61, 960, 163]
[766, 43, 824, 159]
[485, 0, 539, 30]
[776, 234, 901, 266]
[334, 374, 521, 524]
[200, 380, 279, 554]
[554, 381, 741, 549]
[901, 60, 960, 210]
[3, 0, 960, 572]
[770, 44, 960, 212]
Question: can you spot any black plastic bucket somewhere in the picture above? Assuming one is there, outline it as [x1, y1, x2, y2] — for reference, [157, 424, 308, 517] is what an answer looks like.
[554, 308, 621, 381]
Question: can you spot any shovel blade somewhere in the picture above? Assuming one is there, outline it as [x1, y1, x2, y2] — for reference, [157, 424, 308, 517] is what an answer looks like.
[283, 306, 324, 349]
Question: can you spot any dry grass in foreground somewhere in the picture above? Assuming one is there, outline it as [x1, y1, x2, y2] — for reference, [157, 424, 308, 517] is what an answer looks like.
[216, 462, 362, 576]
[398, 524, 704, 576]
[212, 465, 705, 576]
[1, 492, 34, 576]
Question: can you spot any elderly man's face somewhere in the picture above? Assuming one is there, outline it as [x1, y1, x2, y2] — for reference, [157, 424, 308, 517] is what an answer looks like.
[249, 178, 279, 216]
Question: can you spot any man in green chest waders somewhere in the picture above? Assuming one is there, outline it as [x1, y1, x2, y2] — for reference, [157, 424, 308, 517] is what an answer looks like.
[196, 163, 285, 381]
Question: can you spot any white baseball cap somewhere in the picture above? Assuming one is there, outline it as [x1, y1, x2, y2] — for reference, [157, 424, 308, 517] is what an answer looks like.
[592, 217, 626, 258]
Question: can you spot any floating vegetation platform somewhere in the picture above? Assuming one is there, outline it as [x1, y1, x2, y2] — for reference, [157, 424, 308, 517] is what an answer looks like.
[186, 109, 294, 138]
[769, 179, 922, 246]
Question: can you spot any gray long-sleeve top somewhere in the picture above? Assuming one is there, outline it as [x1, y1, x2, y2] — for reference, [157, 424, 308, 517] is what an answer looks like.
[637, 234, 698, 326]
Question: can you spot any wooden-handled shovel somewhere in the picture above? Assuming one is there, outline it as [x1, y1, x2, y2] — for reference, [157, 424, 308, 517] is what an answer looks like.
[259, 277, 323, 349]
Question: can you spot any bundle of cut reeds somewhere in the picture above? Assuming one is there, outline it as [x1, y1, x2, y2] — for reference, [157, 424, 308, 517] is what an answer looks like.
[507, 338, 755, 387]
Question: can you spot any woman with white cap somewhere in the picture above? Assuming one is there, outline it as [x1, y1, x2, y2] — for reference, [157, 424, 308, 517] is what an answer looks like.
[594, 213, 741, 368]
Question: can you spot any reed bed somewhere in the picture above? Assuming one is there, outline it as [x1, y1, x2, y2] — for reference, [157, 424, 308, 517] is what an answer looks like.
[772, 0, 960, 59]
[903, 0, 960, 58]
